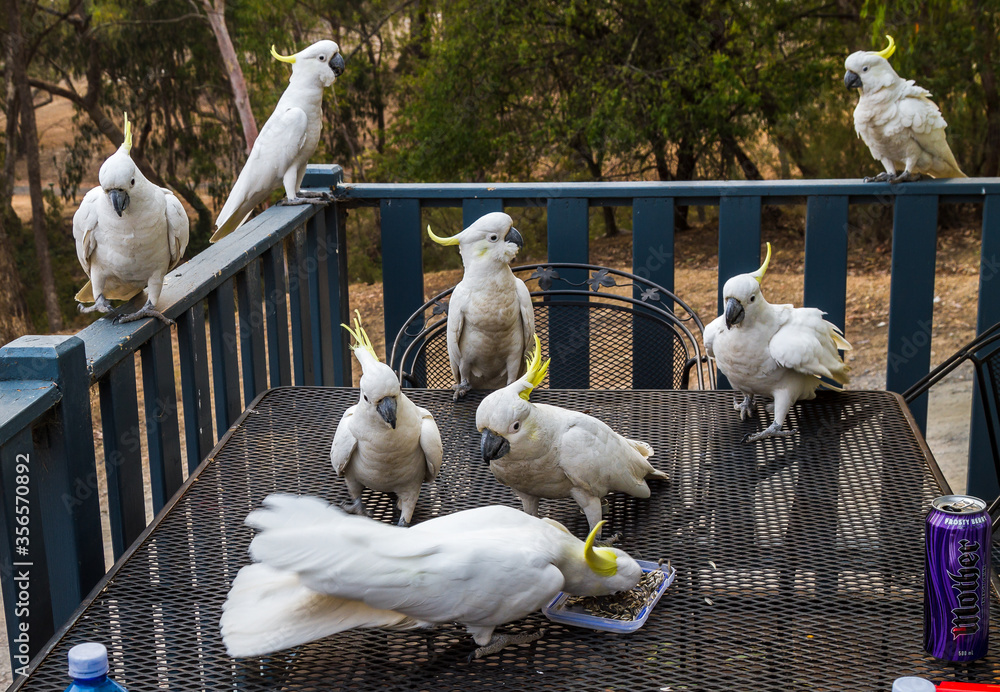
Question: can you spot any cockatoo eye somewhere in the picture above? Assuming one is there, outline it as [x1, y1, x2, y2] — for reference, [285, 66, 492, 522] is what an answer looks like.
[510, 421, 520, 433]
[488, 234, 498, 242]
[363, 394, 369, 402]
[319, 56, 326, 62]
[862, 66, 869, 72]
[750, 295, 756, 303]
[130, 178, 135, 187]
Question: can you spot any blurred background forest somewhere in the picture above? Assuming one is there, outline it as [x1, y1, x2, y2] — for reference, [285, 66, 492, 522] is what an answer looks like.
[0, 0, 996, 344]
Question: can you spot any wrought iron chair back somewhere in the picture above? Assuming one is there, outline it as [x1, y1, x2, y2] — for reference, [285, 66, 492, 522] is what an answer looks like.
[389, 263, 715, 391]
[903, 322, 1000, 519]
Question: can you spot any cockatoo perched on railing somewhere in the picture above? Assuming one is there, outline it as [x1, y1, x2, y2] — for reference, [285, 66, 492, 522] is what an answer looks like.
[704, 243, 852, 443]
[476, 335, 667, 540]
[427, 212, 534, 400]
[211, 41, 345, 242]
[845, 35, 966, 183]
[330, 312, 443, 527]
[74, 113, 189, 325]
[220, 495, 642, 659]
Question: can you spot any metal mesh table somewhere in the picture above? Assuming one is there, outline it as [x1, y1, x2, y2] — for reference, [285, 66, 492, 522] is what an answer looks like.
[11, 388, 1000, 691]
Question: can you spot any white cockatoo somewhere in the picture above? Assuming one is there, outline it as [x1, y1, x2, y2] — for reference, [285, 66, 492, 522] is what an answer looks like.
[845, 35, 966, 183]
[220, 495, 642, 659]
[427, 212, 534, 400]
[704, 243, 853, 443]
[74, 113, 189, 325]
[476, 336, 667, 539]
[330, 312, 443, 526]
[211, 41, 345, 242]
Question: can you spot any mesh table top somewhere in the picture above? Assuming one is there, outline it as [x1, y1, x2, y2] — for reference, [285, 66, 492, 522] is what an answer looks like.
[11, 388, 1000, 692]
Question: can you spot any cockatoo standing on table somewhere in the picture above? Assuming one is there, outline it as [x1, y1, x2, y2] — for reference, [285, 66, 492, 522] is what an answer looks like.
[220, 495, 642, 659]
[74, 113, 189, 325]
[211, 41, 345, 242]
[477, 335, 667, 540]
[330, 312, 443, 526]
[427, 212, 534, 400]
[845, 35, 966, 183]
[704, 243, 852, 443]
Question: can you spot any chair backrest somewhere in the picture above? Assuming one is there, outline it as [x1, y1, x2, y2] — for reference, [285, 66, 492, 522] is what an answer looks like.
[389, 263, 715, 391]
[903, 322, 1000, 518]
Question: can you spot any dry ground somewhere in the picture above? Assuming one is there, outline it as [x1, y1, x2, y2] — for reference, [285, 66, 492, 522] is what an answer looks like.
[0, 95, 985, 686]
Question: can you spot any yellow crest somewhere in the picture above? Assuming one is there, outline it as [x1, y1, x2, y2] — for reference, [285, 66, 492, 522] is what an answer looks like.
[750, 242, 771, 284]
[869, 35, 896, 60]
[122, 112, 132, 154]
[341, 310, 378, 361]
[518, 334, 550, 401]
[583, 521, 618, 577]
[270, 45, 297, 64]
[427, 224, 461, 246]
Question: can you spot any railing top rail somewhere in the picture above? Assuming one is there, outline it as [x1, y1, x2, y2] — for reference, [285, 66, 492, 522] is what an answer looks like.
[0, 381, 60, 446]
[331, 176, 1000, 202]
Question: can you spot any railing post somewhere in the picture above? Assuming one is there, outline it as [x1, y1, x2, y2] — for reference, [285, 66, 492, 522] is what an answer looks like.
[0, 336, 104, 669]
[633, 198, 676, 388]
[717, 196, 762, 390]
[967, 194, 1000, 500]
[321, 203, 352, 386]
[381, 199, 424, 364]
[886, 195, 938, 432]
[547, 198, 590, 389]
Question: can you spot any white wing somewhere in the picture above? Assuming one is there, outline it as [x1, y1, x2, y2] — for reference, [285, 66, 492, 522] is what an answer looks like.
[446, 285, 468, 383]
[247, 497, 566, 627]
[516, 277, 534, 360]
[330, 406, 359, 475]
[768, 308, 850, 384]
[417, 405, 444, 481]
[212, 106, 309, 242]
[703, 314, 725, 358]
[73, 187, 103, 277]
[163, 190, 190, 270]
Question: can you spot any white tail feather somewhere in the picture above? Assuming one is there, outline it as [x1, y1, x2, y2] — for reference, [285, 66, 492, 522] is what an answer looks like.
[220, 564, 420, 658]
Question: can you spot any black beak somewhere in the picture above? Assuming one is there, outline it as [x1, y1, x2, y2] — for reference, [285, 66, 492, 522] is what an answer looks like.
[376, 396, 397, 429]
[331, 53, 346, 77]
[480, 429, 510, 462]
[504, 227, 524, 249]
[724, 297, 745, 330]
[109, 189, 130, 217]
[844, 70, 863, 90]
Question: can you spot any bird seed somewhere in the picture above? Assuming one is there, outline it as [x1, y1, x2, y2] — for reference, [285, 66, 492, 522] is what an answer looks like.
[562, 568, 667, 621]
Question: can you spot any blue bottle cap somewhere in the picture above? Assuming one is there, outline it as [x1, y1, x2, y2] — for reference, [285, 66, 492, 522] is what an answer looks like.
[68, 642, 109, 679]
[892, 677, 936, 692]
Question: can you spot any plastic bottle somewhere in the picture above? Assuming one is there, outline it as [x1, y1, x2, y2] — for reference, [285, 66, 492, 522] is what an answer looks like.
[64, 643, 128, 692]
[892, 677, 936, 692]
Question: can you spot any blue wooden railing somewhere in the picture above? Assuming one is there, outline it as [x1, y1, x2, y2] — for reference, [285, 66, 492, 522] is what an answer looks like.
[0, 163, 998, 672]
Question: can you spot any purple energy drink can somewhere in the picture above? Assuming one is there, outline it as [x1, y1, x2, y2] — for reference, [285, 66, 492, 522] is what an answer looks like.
[924, 494, 991, 662]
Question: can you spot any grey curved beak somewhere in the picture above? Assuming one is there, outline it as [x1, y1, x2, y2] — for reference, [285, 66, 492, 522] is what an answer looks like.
[376, 396, 397, 429]
[844, 70, 863, 90]
[109, 189, 130, 217]
[331, 53, 346, 78]
[724, 297, 745, 330]
[480, 429, 510, 462]
[504, 227, 524, 249]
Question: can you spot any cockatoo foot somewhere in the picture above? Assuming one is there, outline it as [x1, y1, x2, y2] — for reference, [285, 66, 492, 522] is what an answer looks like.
[453, 381, 472, 401]
[742, 422, 797, 444]
[295, 189, 332, 200]
[734, 395, 756, 420]
[889, 171, 922, 183]
[281, 196, 330, 206]
[78, 295, 114, 314]
[342, 499, 368, 516]
[863, 172, 893, 183]
[596, 531, 622, 547]
[469, 629, 546, 661]
[112, 301, 174, 326]
[396, 516, 411, 528]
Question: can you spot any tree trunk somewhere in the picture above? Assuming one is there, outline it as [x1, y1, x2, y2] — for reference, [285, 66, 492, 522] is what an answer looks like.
[975, 0, 1000, 177]
[202, 0, 258, 153]
[0, 22, 31, 343]
[9, 0, 62, 331]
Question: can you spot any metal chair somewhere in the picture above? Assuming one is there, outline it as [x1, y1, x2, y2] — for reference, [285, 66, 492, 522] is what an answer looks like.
[902, 321, 1000, 518]
[389, 263, 716, 391]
